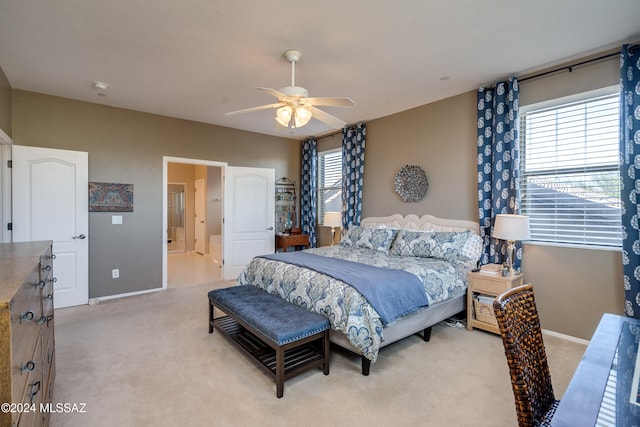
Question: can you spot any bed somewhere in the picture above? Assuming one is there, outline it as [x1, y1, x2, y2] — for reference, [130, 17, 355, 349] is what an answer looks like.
[237, 214, 482, 375]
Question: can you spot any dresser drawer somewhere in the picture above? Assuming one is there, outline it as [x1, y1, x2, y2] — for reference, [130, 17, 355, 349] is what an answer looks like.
[10, 273, 43, 398]
[469, 275, 513, 295]
[13, 334, 42, 409]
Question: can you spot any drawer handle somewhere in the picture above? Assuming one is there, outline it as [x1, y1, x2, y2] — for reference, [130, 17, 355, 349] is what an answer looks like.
[29, 381, 41, 403]
[37, 316, 47, 325]
[44, 293, 53, 301]
[21, 361, 36, 373]
[41, 265, 51, 272]
[20, 310, 35, 323]
[49, 254, 56, 260]
[48, 277, 58, 284]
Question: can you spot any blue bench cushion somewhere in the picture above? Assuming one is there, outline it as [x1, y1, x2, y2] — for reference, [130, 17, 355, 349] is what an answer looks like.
[208, 285, 330, 346]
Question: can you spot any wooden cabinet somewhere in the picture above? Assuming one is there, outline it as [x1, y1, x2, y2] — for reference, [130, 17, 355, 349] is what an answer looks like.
[466, 270, 523, 334]
[0, 241, 55, 427]
[275, 234, 309, 252]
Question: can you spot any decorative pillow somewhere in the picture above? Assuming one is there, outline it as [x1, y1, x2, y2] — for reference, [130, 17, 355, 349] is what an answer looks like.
[388, 229, 436, 258]
[339, 226, 398, 252]
[390, 229, 483, 267]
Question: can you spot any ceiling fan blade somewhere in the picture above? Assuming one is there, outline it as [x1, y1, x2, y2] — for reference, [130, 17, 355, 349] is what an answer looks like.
[225, 102, 286, 116]
[257, 87, 291, 101]
[310, 106, 346, 129]
[305, 97, 355, 108]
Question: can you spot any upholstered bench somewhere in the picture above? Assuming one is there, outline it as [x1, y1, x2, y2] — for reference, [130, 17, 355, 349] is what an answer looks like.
[208, 285, 330, 398]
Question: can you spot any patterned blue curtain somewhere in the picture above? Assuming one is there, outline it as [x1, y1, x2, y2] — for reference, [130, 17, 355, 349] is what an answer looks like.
[341, 123, 366, 231]
[620, 44, 640, 318]
[477, 78, 522, 269]
[300, 137, 318, 247]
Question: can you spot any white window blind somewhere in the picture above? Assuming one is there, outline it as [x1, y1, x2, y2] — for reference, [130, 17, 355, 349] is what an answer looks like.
[520, 93, 621, 248]
[318, 150, 342, 224]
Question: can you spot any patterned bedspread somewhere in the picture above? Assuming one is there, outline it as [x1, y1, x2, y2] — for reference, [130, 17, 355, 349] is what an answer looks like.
[237, 245, 471, 362]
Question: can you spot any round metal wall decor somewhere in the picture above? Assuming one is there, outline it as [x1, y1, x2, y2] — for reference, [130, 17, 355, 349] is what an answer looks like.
[394, 165, 428, 203]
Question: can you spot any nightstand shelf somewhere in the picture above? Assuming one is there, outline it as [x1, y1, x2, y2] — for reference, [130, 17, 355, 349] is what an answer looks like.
[467, 271, 523, 334]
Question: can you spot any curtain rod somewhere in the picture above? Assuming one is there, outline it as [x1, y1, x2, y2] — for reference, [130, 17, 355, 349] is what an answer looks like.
[314, 122, 360, 140]
[519, 43, 638, 83]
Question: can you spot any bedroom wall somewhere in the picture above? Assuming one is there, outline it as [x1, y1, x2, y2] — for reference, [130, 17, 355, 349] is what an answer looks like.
[0, 66, 10, 136]
[354, 51, 623, 340]
[11, 90, 300, 299]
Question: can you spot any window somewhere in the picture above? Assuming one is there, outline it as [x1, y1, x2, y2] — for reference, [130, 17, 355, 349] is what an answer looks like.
[317, 149, 342, 224]
[519, 91, 621, 248]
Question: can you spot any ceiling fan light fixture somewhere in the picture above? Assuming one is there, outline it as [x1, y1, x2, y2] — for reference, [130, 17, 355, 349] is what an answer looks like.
[275, 105, 293, 127]
[294, 106, 312, 128]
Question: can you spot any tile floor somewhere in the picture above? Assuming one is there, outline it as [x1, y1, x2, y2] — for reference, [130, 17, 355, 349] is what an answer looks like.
[167, 251, 222, 288]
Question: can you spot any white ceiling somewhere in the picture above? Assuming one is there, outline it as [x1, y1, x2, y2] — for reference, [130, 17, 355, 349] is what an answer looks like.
[1, 1, 639, 140]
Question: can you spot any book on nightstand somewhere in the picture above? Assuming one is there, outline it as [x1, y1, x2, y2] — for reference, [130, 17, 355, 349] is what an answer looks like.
[478, 263, 503, 275]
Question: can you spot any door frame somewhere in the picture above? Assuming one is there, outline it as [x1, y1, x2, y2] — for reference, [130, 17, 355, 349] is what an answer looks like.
[194, 178, 207, 254]
[0, 129, 12, 244]
[162, 156, 227, 289]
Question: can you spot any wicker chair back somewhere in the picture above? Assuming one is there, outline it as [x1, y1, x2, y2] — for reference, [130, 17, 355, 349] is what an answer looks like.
[493, 284, 559, 427]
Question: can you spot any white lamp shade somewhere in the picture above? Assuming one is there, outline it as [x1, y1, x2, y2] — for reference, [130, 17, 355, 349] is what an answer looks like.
[275, 105, 292, 127]
[294, 106, 312, 128]
[493, 214, 531, 241]
[323, 212, 342, 228]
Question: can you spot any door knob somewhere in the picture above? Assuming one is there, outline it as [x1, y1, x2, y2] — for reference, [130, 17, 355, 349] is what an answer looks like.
[73, 234, 86, 239]
[266, 226, 274, 230]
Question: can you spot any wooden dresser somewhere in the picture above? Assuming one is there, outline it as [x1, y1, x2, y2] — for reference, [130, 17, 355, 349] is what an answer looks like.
[0, 241, 55, 427]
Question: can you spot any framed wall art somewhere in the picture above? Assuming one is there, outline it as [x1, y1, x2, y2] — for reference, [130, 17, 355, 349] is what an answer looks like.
[89, 182, 134, 212]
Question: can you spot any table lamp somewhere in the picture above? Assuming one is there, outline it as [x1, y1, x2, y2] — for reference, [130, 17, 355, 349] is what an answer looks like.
[492, 214, 531, 276]
[323, 212, 342, 246]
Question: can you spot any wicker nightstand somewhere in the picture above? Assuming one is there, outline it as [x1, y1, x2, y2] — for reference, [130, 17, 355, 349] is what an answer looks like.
[467, 270, 524, 334]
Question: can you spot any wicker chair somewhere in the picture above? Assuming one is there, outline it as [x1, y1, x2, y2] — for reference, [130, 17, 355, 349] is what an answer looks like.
[493, 284, 559, 427]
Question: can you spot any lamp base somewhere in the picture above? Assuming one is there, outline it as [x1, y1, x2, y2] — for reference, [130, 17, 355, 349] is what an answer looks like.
[506, 240, 516, 276]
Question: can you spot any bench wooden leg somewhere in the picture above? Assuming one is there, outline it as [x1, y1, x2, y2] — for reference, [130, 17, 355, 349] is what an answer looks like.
[208, 299, 214, 333]
[276, 347, 285, 398]
[323, 331, 330, 375]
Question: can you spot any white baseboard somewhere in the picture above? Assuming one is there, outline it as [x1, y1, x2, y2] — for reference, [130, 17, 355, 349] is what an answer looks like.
[542, 328, 589, 346]
[88, 287, 164, 305]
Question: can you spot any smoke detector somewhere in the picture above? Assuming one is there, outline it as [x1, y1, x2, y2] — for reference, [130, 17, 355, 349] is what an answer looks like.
[93, 81, 109, 96]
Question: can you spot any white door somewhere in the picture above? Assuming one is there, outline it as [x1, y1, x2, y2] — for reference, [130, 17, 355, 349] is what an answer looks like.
[223, 166, 275, 280]
[194, 178, 206, 254]
[12, 145, 89, 308]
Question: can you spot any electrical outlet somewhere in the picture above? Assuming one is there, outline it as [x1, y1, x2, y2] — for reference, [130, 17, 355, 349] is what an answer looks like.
[112, 269, 119, 279]
[112, 215, 123, 225]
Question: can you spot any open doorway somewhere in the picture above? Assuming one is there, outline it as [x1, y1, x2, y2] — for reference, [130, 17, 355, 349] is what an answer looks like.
[163, 157, 226, 289]
[167, 182, 186, 253]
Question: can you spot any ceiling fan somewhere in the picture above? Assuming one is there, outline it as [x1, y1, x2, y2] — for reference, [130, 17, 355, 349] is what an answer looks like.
[226, 50, 355, 129]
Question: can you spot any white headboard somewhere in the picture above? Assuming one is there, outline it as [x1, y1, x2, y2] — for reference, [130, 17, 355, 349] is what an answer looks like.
[361, 214, 479, 234]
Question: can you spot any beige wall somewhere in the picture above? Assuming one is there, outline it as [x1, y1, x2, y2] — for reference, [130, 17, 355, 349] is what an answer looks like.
[12, 90, 300, 298]
[350, 53, 624, 340]
[0, 67, 10, 136]
[517, 53, 624, 339]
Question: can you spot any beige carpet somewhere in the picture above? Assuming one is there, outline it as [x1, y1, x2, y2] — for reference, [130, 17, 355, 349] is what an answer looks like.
[50, 279, 586, 427]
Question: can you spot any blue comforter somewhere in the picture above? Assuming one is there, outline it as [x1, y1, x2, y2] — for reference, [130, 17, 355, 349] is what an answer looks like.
[238, 245, 470, 361]
[260, 251, 428, 325]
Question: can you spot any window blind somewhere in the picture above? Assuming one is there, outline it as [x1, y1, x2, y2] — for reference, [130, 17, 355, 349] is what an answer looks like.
[318, 150, 342, 224]
[520, 93, 621, 248]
